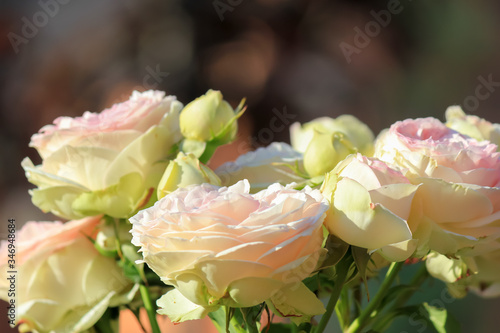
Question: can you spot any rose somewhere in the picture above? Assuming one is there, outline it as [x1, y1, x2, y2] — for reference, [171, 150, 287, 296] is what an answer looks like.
[0, 216, 133, 332]
[289, 115, 374, 155]
[179, 89, 242, 144]
[321, 154, 419, 261]
[303, 131, 356, 177]
[445, 106, 500, 149]
[374, 117, 500, 256]
[425, 249, 500, 298]
[22, 90, 183, 219]
[130, 180, 328, 323]
[425, 236, 500, 298]
[157, 152, 221, 199]
[467, 248, 500, 297]
[215, 142, 304, 192]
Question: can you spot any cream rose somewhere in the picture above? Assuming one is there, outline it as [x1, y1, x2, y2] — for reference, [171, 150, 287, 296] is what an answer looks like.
[445, 106, 500, 148]
[215, 142, 304, 192]
[425, 250, 500, 298]
[0, 217, 133, 333]
[22, 90, 183, 219]
[375, 117, 500, 256]
[425, 236, 500, 299]
[321, 154, 419, 261]
[130, 180, 328, 322]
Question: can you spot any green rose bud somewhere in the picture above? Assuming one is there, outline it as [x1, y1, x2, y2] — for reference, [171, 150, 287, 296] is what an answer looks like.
[290, 115, 375, 156]
[157, 152, 221, 199]
[180, 89, 244, 144]
[303, 131, 355, 177]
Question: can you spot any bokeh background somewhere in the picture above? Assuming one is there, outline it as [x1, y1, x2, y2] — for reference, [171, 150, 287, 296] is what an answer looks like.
[1, 0, 500, 332]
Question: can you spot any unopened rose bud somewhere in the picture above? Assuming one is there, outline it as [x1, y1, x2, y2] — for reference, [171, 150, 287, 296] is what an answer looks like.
[290, 115, 374, 156]
[157, 152, 221, 199]
[303, 131, 354, 177]
[180, 90, 243, 144]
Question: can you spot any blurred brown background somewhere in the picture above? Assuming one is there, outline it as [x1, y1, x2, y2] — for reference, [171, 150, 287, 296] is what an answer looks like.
[1, 0, 500, 332]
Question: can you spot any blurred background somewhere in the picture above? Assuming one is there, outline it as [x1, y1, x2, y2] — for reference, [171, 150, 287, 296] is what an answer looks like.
[1, 0, 500, 331]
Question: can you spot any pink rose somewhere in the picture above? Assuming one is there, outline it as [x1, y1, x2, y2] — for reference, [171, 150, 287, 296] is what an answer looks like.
[375, 117, 500, 256]
[130, 180, 328, 322]
[0, 217, 132, 332]
[376, 117, 500, 186]
[22, 90, 184, 219]
[0, 217, 98, 266]
[321, 154, 419, 261]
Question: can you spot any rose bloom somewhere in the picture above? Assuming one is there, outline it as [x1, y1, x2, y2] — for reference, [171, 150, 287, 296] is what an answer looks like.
[130, 180, 328, 322]
[445, 106, 500, 149]
[426, 236, 500, 299]
[0, 216, 132, 333]
[22, 90, 183, 220]
[321, 154, 419, 261]
[375, 117, 500, 256]
[425, 248, 500, 298]
[215, 142, 304, 192]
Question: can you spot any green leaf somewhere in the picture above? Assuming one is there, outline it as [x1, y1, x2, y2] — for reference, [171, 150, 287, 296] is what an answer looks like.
[317, 235, 350, 271]
[377, 304, 461, 333]
[239, 306, 262, 333]
[422, 303, 461, 333]
[378, 284, 417, 310]
[302, 273, 320, 293]
[118, 260, 142, 284]
[264, 323, 295, 333]
[351, 246, 371, 300]
[208, 307, 227, 333]
[208, 306, 251, 333]
[116, 246, 144, 284]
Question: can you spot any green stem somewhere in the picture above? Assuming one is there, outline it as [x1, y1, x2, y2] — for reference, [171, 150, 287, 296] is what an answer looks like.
[371, 263, 429, 331]
[352, 284, 362, 320]
[392, 262, 429, 308]
[113, 218, 124, 259]
[334, 288, 350, 330]
[139, 284, 161, 333]
[199, 142, 219, 164]
[314, 266, 349, 333]
[345, 261, 404, 333]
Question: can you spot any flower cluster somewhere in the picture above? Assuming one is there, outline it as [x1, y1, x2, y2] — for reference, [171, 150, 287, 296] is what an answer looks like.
[4, 88, 500, 333]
